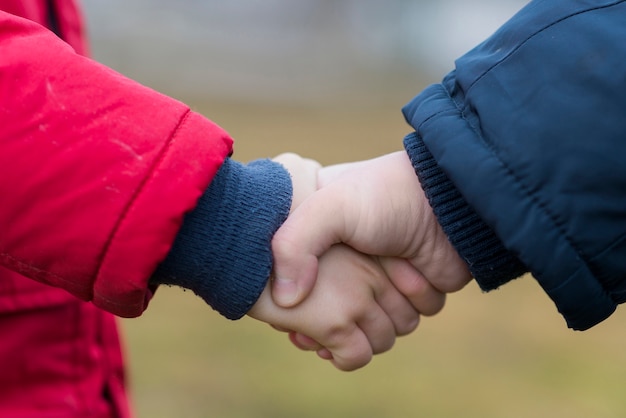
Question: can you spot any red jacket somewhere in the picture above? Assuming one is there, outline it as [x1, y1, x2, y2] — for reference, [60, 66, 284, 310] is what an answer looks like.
[0, 1, 232, 415]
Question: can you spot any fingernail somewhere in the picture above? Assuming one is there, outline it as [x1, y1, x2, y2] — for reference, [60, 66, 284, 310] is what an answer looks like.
[273, 277, 298, 306]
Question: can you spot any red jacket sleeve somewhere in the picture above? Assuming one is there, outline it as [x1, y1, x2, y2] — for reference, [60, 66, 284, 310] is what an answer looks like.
[0, 12, 233, 317]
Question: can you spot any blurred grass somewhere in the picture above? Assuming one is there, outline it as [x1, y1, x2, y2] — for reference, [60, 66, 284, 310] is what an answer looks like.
[121, 101, 626, 418]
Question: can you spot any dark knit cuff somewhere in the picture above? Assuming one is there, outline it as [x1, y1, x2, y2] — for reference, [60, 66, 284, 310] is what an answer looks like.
[403, 131, 527, 290]
[151, 157, 292, 319]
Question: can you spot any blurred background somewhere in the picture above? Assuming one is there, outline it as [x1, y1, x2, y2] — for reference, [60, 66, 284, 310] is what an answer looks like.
[82, 1, 626, 417]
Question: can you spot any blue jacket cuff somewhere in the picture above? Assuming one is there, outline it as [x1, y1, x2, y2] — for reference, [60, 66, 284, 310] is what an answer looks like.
[403, 131, 527, 291]
[151, 157, 292, 319]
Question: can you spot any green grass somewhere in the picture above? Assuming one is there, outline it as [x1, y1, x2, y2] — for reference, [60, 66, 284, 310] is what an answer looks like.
[121, 102, 626, 418]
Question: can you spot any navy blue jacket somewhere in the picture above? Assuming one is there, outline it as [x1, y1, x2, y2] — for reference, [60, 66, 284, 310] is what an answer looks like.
[403, 0, 626, 330]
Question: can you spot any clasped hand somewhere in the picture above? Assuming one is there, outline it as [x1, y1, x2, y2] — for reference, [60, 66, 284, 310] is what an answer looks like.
[248, 152, 471, 371]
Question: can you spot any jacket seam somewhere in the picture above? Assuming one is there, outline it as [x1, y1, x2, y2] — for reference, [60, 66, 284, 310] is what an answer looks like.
[0, 110, 193, 301]
[588, 232, 626, 296]
[465, 1, 625, 96]
[592, 232, 626, 264]
[92, 109, 193, 302]
[0, 253, 77, 287]
[416, 106, 451, 130]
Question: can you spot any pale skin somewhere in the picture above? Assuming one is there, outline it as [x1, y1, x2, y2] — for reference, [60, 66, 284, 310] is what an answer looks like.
[249, 244, 420, 371]
[267, 151, 473, 355]
[249, 153, 446, 371]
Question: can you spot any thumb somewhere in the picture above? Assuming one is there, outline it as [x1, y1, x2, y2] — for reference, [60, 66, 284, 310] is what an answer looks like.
[271, 186, 347, 307]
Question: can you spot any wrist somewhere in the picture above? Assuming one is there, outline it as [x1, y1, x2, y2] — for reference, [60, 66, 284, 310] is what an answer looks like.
[403, 132, 528, 290]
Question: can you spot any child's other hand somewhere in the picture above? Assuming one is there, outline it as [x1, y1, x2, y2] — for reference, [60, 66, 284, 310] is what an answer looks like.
[248, 244, 420, 371]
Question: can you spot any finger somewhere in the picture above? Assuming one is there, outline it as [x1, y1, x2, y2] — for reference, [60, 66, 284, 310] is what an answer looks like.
[252, 282, 370, 370]
[316, 348, 333, 360]
[380, 257, 446, 316]
[271, 186, 348, 307]
[324, 326, 373, 371]
[288, 331, 323, 351]
[371, 258, 421, 336]
[355, 304, 397, 355]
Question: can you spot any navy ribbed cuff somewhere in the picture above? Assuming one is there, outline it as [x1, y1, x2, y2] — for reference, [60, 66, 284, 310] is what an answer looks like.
[403, 131, 527, 290]
[151, 158, 292, 319]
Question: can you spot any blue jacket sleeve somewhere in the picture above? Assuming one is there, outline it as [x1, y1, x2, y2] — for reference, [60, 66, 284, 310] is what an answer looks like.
[151, 158, 292, 320]
[403, 0, 626, 330]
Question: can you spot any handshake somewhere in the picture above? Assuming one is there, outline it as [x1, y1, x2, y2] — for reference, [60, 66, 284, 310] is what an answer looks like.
[248, 151, 472, 371]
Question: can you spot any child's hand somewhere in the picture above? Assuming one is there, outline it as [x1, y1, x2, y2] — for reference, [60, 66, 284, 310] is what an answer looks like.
[271, 151, 472, 310]
[248, 244, 420, 371]
[267, 152, 428, 370]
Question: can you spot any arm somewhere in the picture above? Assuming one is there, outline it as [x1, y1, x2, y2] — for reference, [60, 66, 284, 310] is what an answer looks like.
[151, 158, 291, 319]
[402, 0, 626, 330]
[271, 0, 626, 330]
[0, 11, 290, 319]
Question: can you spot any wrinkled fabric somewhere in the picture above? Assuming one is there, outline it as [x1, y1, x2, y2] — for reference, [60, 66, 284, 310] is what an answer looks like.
[0, 1, 232, 415]
[403, 0, 626, 330]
